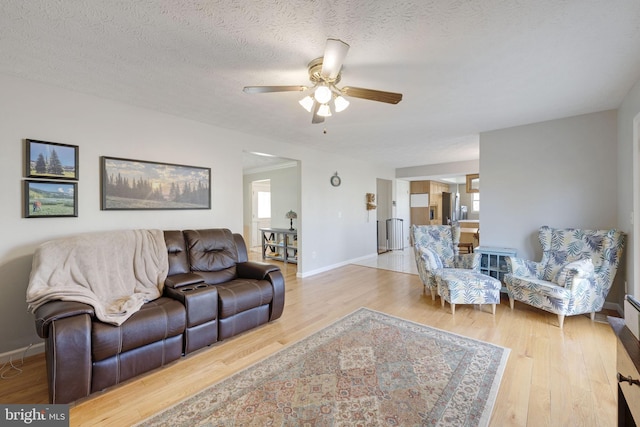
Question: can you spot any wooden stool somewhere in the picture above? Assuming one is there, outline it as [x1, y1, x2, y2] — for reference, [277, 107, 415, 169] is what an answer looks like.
[458, 242, 474, 254]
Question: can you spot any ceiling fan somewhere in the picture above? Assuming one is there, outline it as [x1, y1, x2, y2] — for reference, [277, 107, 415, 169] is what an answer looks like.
[243, 38, 403, 124]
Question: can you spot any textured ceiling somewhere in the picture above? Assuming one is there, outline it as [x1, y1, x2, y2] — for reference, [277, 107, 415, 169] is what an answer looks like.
[2, 1, 640, 171]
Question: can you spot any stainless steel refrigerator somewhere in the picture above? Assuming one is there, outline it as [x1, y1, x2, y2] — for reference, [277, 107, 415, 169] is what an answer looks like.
[441, 192, 460, 225]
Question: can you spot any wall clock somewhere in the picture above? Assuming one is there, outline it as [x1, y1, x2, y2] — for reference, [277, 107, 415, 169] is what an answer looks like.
[330, 172, 341, 187]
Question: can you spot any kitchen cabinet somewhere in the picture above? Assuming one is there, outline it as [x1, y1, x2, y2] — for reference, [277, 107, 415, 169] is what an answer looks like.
[410, 180, 451, 226]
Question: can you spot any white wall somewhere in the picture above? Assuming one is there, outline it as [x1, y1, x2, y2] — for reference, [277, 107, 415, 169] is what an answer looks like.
[479, 110, 620, 301]
[0, 74, 394, 355]
[618, 77, 640, 309]
[297, 158, 388, 275]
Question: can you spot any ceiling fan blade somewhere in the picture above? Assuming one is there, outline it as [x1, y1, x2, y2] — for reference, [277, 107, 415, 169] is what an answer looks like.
[341, 86, 403, 104]
[321, 39, 350, 80]
[311, 101, 325, 124]
[243, 85, 307, 94]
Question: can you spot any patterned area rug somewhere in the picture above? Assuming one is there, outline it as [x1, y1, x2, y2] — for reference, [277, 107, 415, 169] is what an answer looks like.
[138, 308, 510, 426]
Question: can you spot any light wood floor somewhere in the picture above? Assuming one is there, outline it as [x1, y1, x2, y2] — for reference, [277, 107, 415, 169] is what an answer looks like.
[0, 258, 619, 426]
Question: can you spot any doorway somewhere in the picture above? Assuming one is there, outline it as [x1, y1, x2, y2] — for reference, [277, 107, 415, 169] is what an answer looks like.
[632, 112, 640, 299]
[377, 178, 400, 253]
[251, 179, 271, 248]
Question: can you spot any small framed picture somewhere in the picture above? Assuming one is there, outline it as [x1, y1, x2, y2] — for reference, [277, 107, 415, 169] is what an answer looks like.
[24, 180, 78, 218]
[26, 139, 79, 180]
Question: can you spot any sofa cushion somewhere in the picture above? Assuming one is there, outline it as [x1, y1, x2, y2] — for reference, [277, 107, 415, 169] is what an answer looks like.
[164, 230, 190, 275]
[217, 279, 273, 319]
[184, 229, 238, 284]
[91, 297, 185, 362]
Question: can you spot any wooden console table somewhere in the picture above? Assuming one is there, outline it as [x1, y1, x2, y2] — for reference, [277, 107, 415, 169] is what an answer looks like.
[260, 228, 297, 264]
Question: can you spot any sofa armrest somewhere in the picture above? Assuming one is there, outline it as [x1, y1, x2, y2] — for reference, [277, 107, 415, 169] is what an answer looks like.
[237, 261, 285, 321]
[36, 306, 93, 403]
[236, 261, 280, 281]
[506, 256, 544, 279]
[265, 269, 285, 321]
[164, 272, 205, 289]
[34, 300, 94, 339]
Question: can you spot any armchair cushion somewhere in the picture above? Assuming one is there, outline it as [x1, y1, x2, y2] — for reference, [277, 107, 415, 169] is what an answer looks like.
[543, 253, 592, 282]
[552, 258, 594, 288]
[413, 225, 458, 267]
[418, 246, 443, 270]
[507, 256, 544, 279]
[454, 253, 480, 270]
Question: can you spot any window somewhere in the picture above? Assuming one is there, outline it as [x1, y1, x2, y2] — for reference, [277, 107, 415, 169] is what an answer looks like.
[472, 193, 480, 212]
[257, 191, 271, 218]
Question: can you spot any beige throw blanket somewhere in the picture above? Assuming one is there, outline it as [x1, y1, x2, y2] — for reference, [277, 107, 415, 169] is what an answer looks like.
[27, 229, 168, 326]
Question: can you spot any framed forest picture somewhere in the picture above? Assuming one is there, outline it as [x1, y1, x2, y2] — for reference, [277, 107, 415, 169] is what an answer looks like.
[26, 139, 79, 180]
[101, 156, 211, 210]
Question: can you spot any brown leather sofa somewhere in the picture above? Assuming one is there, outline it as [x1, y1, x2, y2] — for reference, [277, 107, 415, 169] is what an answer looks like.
[33, 228, 285, 404]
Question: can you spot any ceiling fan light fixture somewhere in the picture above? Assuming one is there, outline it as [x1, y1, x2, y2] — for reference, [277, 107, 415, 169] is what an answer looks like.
[317, 104, 332, 117]
[243, 38, 403, 125]
[334, 95, 350, 112]
[314, 85, 332, 104]
[299, 96, 314, 112]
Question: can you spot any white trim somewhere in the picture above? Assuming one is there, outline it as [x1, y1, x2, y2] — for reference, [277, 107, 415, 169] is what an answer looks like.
[244, 161, 297, 175]
[296, 252, 379, 278]
[0, 342, 44, 364]
[633, 112, 640, 300]
[604, 301, 623, 317]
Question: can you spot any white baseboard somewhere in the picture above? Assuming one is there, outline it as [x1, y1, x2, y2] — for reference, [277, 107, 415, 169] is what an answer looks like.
[604, 301, 623, 317]
[297, 252, 379, 278]
[0, 342, 44, 364]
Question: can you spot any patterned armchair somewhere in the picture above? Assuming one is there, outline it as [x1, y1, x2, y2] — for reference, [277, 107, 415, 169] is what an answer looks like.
[505, 226, 625, 328]
[412, 224, 480, 300]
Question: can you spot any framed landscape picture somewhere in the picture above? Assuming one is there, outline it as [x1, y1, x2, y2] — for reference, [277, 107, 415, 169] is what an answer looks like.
[26, 139, 79, 180]
[24, 180, 78, 218]
[101, 156, 211, 210]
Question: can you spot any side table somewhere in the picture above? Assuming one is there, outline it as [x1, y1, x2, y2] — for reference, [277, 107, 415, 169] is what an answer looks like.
[475, 246, 517, 292]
